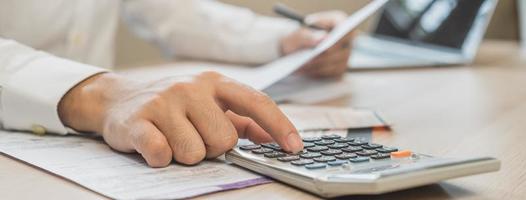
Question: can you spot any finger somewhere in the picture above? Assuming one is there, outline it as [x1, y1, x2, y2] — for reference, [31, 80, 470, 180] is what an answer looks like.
[225, 111, 273, 144]
[153, 113, 207, 165]
[129, 120, 173, 167]
[305, 11, 347, 30]
[212, 79, 303, 153]
[304, 50, 350, 78]
[283, 28, 326, 54]
[317, 30, 354, 57]
[310, 63, 348, 78]
[186, 97, 238, 159]
[303, 45, 351, 72]
[306, 56, 349, 78]
[322, 34, 353, 56]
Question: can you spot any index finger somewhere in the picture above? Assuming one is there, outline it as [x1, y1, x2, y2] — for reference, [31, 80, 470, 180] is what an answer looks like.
[214, 80, 303, 153]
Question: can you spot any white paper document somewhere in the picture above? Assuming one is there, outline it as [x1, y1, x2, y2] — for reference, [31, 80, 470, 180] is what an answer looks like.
[280, 104, 388, 132]
[265, 75, 353, 104]
[0, 131, 270, 199]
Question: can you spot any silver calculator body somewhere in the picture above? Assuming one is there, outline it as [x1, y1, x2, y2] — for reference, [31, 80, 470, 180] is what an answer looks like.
[225, 132, 500, 198]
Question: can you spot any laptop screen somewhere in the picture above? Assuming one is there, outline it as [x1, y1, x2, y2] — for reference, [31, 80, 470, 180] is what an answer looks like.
[373, 0, 488, 49]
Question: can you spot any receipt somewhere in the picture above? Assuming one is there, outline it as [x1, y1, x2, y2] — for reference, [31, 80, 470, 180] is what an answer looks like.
[0, 131, 269, 199]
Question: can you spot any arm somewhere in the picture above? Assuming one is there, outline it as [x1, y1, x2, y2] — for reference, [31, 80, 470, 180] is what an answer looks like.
[0, 38, 303, 168]
[124, 0, 354, 78]
[0, 38, 107, 134]
[122, 0, 299, 64]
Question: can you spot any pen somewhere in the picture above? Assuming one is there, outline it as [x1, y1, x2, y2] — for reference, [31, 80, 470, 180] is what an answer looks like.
[273, 3, 325, 30]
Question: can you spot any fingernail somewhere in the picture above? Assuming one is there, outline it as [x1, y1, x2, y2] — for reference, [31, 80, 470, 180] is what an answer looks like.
[287, 132, 304, 153]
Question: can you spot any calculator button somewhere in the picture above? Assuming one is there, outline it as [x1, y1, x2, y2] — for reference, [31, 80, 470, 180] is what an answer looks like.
[321, 149, 342, 156]
[371, 153, 391, 160]
[291, 159, 314, 166]
[264, 152, 287, 158]
[341, 146, 363, 153]
[391, 150, 412, 158]
[335, 153, 357, 159]
[321, 134, 341, 140]
[328, 160, 348, 166]
[300, 152, 322, 159]
[377, 147, 398, 153]
[302, 137, 322, 142]
[261, 143, 282, 151]
[334, 137, 354, 143]
[348, 140, 368, 146]
[239, 144, 261, 150]
[362, 143, 383, 149]
[303, 142, 315, 148]
[315, 140, 336, 146]
[314, 156, 336, 162]
[305, 163, 327, 169]
[251, 148, 273, 154]
[307, 146, 329, 152]
[350, 157, 370, 163]
[328, 143, 349, 149]
[294, 149, 308, 154]
[356, 150, 377, 156]
[277, 155, 300, 162]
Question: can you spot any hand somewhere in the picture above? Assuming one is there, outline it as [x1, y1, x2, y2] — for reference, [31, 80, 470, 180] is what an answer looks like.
[280, 11, 354, 78]
[58, 72, 303, 167]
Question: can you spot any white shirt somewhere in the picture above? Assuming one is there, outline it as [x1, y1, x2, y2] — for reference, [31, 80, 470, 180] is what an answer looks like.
[0, 0, 298, 135]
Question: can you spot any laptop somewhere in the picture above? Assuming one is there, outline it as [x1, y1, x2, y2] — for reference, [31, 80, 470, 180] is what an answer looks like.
[349, 0, 497, 69]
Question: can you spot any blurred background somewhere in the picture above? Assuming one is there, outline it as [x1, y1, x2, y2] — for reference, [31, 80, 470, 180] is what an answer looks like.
[114, 0, 520, 68]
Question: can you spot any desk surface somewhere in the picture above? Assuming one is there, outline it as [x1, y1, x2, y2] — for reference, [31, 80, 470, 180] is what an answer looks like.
[1, 40, 525, 200]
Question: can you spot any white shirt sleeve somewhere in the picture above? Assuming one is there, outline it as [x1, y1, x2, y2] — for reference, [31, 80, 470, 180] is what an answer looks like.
[123, 0, 300, 64]
[0, 38, 108, 135]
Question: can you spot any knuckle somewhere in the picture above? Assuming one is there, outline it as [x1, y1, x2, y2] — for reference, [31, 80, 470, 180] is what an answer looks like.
[146, 94, 166, 109]
[199, 71, 225, 81]
[169, 82, 194, 94]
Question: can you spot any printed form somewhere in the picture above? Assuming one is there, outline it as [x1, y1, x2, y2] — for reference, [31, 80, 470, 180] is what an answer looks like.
[0, 131, 269, 199]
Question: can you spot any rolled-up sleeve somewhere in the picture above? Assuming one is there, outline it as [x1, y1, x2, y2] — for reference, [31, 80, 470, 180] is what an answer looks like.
[123, 0, 300, 64]
[0, 38, 107, 135]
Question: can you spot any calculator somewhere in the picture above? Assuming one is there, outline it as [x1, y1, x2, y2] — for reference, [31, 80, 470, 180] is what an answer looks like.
[225, 133, 500, 198]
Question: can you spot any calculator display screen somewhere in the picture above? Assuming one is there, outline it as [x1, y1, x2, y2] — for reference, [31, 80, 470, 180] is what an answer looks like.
[373, 0, 489, 49]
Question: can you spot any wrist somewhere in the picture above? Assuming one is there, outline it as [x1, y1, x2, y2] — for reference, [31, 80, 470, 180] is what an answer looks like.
[58, 72, 120, 134]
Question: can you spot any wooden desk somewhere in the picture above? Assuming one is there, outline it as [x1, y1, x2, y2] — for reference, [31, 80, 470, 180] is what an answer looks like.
[1, 40, 525, 199]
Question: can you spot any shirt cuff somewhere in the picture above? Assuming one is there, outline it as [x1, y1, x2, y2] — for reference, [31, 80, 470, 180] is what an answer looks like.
[2, 52, 108, 135]
[250, 16, 301, 63]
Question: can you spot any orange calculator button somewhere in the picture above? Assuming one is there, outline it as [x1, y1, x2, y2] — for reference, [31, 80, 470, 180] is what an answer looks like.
[391, 150, 412, 158]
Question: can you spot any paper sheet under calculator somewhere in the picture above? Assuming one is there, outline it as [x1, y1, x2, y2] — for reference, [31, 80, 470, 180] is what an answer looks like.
[0, 131, 270, 199]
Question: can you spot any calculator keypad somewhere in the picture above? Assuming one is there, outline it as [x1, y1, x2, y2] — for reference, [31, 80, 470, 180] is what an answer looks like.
[239, 137, 405, 170]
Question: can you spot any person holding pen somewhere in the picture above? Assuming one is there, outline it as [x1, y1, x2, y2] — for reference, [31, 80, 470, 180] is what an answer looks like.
[0, 0, 354, 167]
